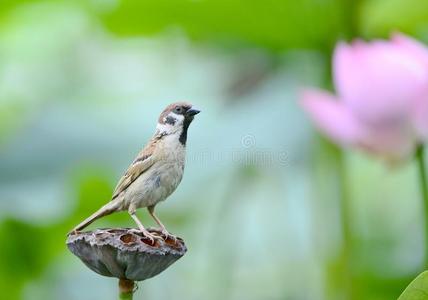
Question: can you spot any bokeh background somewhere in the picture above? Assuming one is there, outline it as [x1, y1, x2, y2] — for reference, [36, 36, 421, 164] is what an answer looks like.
[1, 0, 428, 299]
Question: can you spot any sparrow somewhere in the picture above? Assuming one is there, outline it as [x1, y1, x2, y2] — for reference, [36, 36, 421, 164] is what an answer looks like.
[70, 102, 201, 242]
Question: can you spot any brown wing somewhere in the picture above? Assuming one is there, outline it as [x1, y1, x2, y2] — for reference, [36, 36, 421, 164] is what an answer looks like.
[111, 148, 156, 200]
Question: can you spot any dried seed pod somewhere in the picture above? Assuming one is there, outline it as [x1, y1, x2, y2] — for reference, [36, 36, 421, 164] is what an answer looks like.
[67, 228, 187, 281]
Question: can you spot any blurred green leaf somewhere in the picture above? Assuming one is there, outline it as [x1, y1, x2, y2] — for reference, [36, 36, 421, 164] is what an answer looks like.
[0, 219, 49, 299]
[399, 271, 428, 300]
[0, 219, 48, 278]
[361, 0, 428, 38]
[66, 165, 136, 229]
[71, 168, 114, 219]
[95, 0, 352, 51]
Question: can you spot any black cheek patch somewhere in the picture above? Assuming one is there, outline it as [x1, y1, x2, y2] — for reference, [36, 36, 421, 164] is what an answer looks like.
[165, 116, 176, 125]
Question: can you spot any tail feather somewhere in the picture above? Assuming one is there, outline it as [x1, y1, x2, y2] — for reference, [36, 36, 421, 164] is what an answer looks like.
[70, 200, 121, 233]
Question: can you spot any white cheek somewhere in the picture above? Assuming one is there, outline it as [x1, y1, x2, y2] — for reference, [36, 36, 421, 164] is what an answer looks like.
[169, 112, 184, 124]
[156, 112, 185, 134]
[156, 123, 174, 133]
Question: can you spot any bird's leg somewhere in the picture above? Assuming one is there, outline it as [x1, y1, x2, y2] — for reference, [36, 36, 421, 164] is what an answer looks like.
[128, 209, 159, 243]
[148, 205, 177, 241]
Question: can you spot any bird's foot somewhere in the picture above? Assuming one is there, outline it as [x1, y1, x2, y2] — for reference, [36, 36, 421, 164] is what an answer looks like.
[160, 229, 177, 243]
[129, 228, 161, 244]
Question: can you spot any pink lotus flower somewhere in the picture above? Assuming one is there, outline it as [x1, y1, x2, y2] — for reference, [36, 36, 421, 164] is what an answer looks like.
[301, 33, 428, 161]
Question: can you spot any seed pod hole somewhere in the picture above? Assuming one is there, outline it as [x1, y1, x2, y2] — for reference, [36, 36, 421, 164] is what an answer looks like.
[163, 237, 179, 248]
[120, 234, 137, 244]
[141, 237, 159, 247]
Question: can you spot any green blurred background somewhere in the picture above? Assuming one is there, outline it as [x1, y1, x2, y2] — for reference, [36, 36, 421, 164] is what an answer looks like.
[1, 0, 428, 299]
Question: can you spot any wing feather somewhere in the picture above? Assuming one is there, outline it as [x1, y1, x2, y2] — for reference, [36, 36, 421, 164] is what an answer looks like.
[111, 150, 155, 199]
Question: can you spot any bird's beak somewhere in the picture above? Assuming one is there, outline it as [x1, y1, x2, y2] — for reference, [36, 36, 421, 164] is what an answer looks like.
[186, 107, 201, 117]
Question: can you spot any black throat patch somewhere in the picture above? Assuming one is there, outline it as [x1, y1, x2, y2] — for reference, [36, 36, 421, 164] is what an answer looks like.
[179, 117, 193, 146]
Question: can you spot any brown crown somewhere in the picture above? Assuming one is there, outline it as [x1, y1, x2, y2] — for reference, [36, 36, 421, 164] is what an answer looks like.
[158, 101, 193, 124]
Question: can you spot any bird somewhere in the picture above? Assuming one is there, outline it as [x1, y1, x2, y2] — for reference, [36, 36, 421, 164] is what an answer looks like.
[70, 102, 200, 242]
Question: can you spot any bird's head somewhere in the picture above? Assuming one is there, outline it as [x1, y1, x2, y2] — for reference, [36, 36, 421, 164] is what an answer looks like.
[156, 102, 200, 143]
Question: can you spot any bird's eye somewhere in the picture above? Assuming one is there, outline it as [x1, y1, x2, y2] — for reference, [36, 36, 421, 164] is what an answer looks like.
[174, 106, 183, 114]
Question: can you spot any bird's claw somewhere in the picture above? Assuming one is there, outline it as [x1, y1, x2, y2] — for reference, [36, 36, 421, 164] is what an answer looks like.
[129, 228, 162, 244]
[161, 229, 177, 243]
